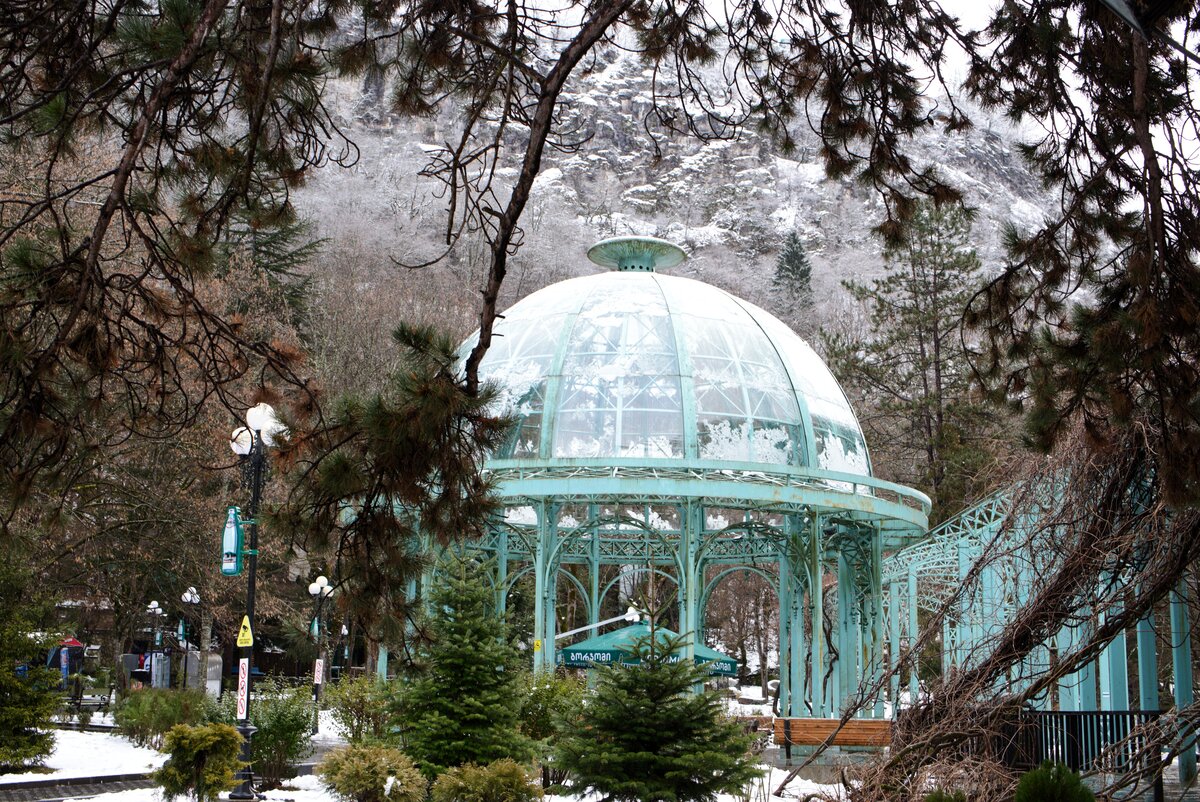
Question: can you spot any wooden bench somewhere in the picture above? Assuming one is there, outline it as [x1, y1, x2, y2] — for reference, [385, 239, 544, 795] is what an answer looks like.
[773, 717, 891, 759]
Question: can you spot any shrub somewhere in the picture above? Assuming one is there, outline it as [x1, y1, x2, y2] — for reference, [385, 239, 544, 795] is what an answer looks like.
[154, 723, 244, 802]
[1014, 762, 1094, 802]
[431, 759, 542, 802]
[318, 745, 425, 802]
[324, 675, 391, 743]
[923, 791, 967, 802]
[115, 689, 208, 749]
[516, 671, 583, 788]
[205, 677, 313, 785]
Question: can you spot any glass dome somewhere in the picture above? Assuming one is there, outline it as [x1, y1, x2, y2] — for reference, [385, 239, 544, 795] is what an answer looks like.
[459, 242, 871, 476]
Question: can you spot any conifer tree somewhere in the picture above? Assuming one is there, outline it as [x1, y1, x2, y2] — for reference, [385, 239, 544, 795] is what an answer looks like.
[394, 555, 530, 777]
[0, 562, 59, 770]
[823, 203, 1009, 521]
[554, 623, 759, 802]
[772, 231, 814, 315]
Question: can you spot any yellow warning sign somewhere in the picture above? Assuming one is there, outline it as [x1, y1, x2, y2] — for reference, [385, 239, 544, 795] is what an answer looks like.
[236, 616, 254, 648]
[533, 639, 542, 652]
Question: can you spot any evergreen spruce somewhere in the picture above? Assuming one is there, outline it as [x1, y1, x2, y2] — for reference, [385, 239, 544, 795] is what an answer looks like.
[0, 563, 59, 770]
[822, 202, 1008, 521]
[772, 231, 814, 320]
[396, 556, 530, 777]
[554, 623, 760, 802]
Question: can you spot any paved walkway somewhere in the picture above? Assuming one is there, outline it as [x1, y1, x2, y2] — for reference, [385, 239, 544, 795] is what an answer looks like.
[0, 779, 155, 802]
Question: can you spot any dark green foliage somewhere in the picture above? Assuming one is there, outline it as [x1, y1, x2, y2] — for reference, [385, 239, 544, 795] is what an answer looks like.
[318, 745, 425, 802]
[554, 623, 760, 802]
[923, 791, 967, 802]
[1013, 762, 1094, 802]
[115, 689, 209, 750]
[0, 564, 58, 771]
[394, 555, 530, 777]
[154, 723, 244, 802]
[772, 231, 814, 319]
[430, 759, 541, 802]
[323, 675, 392, 744]
[205, 678, 314, 784]
[516, 671, 584, 788]
[823, 202, 1006, 522]
[279, 324, 512, 639]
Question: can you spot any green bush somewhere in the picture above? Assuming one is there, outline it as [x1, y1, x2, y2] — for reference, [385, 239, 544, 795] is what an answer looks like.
[324, 675, 391, 743]
[516, 671, 583, 789]
[431, 759, 542, 802]
[923, 791, 967, 802]
[318, 745, 425, 802]
[1014, 762, 1094, 802]
[206, 677, 313, 785]
[154, 723, 244, 802]
[115, 689, 208, 749]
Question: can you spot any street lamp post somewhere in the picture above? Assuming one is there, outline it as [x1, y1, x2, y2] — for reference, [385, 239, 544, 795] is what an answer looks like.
[229, 402, 282, 801]
[180, 587, 200, 689]
[146, 601, 166, 688]
[307, 576, 334, 735]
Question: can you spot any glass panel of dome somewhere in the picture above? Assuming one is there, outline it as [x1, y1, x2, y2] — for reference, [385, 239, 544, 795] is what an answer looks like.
[552, 279, 684, 458]
[812, 415, 871, 475]
[477, 314, 566, 458]
[673, 296, 804, 465]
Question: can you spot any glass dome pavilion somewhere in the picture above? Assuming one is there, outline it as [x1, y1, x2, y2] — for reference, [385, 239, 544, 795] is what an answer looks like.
[462, 236, 930, 718]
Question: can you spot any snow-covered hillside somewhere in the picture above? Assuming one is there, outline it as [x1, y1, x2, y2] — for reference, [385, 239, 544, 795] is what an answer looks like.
[295, 42, 1048, 329]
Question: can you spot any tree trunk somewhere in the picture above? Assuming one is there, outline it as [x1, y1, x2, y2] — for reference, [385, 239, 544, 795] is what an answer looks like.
[198, 609, 212, 695]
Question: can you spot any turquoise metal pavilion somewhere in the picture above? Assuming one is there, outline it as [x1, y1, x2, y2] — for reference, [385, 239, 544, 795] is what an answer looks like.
[458, 236, 931, 718]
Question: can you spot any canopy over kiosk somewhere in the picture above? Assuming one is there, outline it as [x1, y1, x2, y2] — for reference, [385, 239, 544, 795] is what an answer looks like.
[558, 621, 738, 677]
[459, 237, 930, 717]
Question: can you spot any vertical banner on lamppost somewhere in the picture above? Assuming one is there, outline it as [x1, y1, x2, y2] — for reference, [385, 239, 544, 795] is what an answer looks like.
[236, 658, 249, 720]
[221, 506, 244, 576]
[59, 647, 69, 689]
[313, 658, 324, 685]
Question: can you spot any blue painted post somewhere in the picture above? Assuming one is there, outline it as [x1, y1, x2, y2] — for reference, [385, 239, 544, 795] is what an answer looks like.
[791, 582, 805, 717]
[889, 581, 900, 716]
[1170, 583, 1196, 784]
[1137, 609, 1158, 712]
[375, 646, 388, 678]
[1058, 625, 1079, 712]
[810, 522, 825, 717]
[778, 563, 793, 717]
[1100, 584, 1129, 711]
[908, 569, 919, 704]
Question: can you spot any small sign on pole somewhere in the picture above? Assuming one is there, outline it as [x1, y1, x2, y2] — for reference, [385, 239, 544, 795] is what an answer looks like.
[236, 616, 254, 648]
[236, 658, 250, 720]
[313, 658, 324, 685]
[59, 647, 69, 687]
[221, 507, 244, 576]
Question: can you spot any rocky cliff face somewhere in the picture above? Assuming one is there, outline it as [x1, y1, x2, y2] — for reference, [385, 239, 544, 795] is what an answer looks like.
[296, 42, 1049, 327]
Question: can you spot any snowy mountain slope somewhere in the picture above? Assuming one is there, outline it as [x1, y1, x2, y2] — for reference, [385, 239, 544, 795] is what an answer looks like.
[294, 43, 1050, 326]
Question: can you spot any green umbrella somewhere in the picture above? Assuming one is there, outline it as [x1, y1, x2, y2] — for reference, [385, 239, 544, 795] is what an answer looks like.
[557, 621, 738, 677]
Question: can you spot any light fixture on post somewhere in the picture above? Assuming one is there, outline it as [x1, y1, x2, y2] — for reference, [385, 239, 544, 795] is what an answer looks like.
[180, 587, 200, 690]
[228, 401, 283, 801]
[307, 575, 334, 735]
[145, 601, 167, 688]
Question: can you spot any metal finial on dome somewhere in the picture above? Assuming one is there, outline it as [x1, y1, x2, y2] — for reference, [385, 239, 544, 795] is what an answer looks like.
[586, 236, 687, 272]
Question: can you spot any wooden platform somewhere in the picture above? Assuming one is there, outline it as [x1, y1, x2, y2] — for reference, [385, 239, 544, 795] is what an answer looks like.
[773, 717, 891, 749]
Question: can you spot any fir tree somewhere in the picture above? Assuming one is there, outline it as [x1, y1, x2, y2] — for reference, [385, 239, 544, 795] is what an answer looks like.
[772, 231, 814, 319]
[395, 555, 530, 777]
[0, 562, 59, 770]
[823, 202, 1009, 521]
[554, 622, 760, 802]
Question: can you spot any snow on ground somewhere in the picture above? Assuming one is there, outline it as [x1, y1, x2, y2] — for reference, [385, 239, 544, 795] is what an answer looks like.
[0, 726, 843, 801]
[36, 765, 840, 802]
[0, 730, 164, 785]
